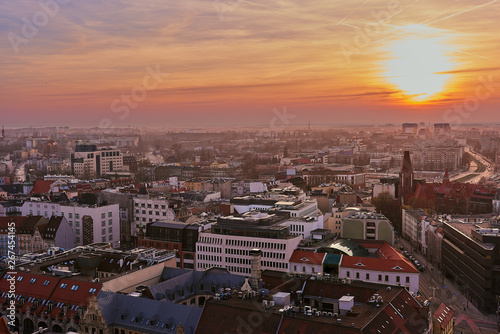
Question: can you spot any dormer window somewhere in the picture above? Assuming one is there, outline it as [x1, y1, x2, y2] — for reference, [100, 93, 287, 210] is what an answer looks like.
[355, 262, 365, 267]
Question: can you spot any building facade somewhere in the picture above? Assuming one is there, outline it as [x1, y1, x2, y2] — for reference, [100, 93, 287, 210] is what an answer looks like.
[71, 144, 123, 179]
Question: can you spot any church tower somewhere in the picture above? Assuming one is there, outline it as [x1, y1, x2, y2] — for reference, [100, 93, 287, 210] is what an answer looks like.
[399, 150, 414, 204]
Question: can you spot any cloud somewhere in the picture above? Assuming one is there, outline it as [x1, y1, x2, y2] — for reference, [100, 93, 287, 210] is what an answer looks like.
[0, 0, 499, 125]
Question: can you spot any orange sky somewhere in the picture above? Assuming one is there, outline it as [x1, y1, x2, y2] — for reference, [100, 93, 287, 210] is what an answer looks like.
[1, 0, 499, 127]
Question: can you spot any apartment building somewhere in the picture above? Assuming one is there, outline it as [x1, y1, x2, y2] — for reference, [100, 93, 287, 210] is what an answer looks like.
[21, 200, 120, 247]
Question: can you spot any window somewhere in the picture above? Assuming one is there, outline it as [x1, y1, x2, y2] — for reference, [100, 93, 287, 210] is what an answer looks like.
[406, 277, 410, 283]
[355, 272, 360, 279]
[75, 214, 79, 219]
[101, 213, 106, 219]
[378, 275, 382, 281]
[385, 275, 389, 282]
[366, 273, 370, 280]
[108, 219, 112, 225]
[60, 283, 68, 289]
[396, 276, 400, 283]
[108, 212, 112, 217]
[108, 227, 112, 233]
[71, 285, 79, 291]
[346, 271, 350, 277]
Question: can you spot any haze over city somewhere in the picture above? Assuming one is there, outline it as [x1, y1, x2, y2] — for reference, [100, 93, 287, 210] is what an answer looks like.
[1, 0, 500, 127]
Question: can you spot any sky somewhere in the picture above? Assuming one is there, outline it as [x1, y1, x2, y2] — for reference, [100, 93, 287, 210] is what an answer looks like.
[1, 0, 499, 128]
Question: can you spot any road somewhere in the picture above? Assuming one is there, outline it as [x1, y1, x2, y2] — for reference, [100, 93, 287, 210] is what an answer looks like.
[396, 237, 499, 333]
[451, 147, 495, 184]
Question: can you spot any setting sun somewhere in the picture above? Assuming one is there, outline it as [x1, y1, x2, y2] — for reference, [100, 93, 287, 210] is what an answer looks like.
[383, 25, 456, 102]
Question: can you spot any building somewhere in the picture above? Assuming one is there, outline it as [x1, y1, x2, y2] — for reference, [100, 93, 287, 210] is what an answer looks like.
[145, 267, 247, 307]
[0, 216, 74, 256]
[412, 145, 463, 172]
[400, 151, 496, 214]
[21, 201, 120, 247]
[301, 167, 366, 189]
[493, 189, 500, 214]
[402, 209, 434, 253]
[339, 252, 419, 293]
[0, 217, 24, 257]
[342, 212, 395, 246]
[0, 244, 176, 334]
[81, 291, 202, 334]
[425, 224, 443, 269]
[402, 123, 418, 134]
[138, 220, 200, 269]
[0, 271, 101, 334]
[231, 180, 267, 197]
[196, 211, 302, 275]
[133, 187, 178, 237]
[99, 189, 135, 246]
[442, 219, 500, 312]
[329, 204, 375, 235]
[289, 250, 326, 276]
[195, 279, 430, 333]
[432, 302, 454, 334]
[71, 144, 124, 179]
[434, 123, 451, 136]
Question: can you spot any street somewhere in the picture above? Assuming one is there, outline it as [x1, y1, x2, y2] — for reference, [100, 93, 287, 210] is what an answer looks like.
[396, 237, 499, 333]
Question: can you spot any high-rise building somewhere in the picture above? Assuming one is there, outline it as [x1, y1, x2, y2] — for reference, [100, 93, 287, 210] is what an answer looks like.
[71, 144, 123, 179]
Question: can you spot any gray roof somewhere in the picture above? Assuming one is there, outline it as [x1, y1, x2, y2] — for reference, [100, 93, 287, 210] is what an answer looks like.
[98, 291, 202, 334]
[147, 267, 246, 303]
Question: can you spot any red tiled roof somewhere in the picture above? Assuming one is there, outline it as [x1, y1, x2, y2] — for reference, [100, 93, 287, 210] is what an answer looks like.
[30, 180, 55, 195]
[289, 251, 325, 265]
[0, 272, 60, 316]
[0, 272, 101, 321]
[341, 255, 418, 273]
[433, 302, 454, 329]
[39, 278, 101, 320]
[0, 217, 26, 232]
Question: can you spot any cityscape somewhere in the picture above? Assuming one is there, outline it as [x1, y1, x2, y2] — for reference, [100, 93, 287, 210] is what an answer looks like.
[1, 1, 500, 334]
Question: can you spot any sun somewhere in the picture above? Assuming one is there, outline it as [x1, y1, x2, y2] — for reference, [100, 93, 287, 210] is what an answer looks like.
[383, 24, 456, 102]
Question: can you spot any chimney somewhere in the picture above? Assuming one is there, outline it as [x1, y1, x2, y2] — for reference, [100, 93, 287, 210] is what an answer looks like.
[249, 249, 262, 290]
